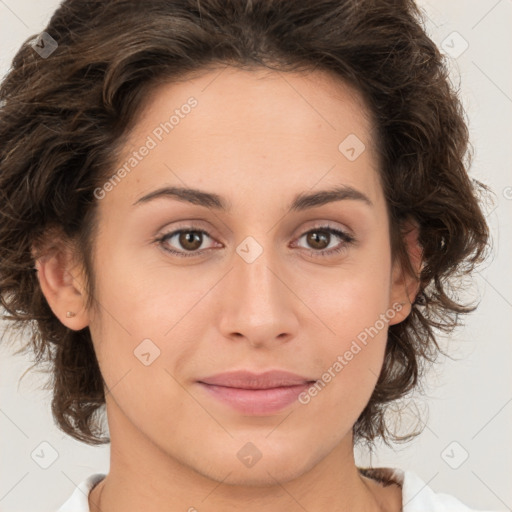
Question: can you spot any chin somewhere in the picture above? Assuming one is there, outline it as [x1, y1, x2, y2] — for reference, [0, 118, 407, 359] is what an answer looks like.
[208, 460, 311, 488]
[188, 440, 322, 488]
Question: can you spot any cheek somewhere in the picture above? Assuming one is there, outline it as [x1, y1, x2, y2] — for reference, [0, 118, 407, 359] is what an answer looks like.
[90, 231, 209, 336]
[301, 245, 393, 339]
[298, 300, 390, 435]
[87, 241, 214, 407]
[296, 249, 393, 412]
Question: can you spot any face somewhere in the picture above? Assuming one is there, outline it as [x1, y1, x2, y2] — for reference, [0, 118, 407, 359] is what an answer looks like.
[71, 67, 411, 485]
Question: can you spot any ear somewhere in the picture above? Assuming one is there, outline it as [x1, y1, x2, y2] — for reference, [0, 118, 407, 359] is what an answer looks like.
[388, 219, 423, 326]
[32, 237, 90, 331]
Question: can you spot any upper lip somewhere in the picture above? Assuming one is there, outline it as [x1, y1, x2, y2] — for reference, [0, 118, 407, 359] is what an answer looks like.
[198, 370, 316, 390]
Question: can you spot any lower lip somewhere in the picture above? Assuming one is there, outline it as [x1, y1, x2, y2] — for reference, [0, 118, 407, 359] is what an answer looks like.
[198, 382, 314, 415]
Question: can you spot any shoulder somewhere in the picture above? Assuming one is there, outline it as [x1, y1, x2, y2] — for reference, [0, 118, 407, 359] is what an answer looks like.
[57, 473, 106, 512]
[358, 467, 500, 512]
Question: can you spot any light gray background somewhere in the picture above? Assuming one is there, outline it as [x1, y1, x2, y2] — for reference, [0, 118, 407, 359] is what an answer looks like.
[0, 1, 511, 511]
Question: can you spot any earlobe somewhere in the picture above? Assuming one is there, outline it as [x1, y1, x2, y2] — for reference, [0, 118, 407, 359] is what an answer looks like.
[33, 246, 89, 330]
[388, 220, 423, 325]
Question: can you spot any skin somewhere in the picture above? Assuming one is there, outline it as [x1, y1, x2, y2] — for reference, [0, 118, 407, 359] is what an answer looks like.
[36, 67, 420, 512]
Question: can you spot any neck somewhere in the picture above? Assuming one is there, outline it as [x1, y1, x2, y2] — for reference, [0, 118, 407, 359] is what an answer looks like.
[89, 450, 400, 512]
[88, 401, 401, 512]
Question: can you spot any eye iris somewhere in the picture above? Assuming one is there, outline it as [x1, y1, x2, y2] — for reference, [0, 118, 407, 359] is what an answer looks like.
[307, 230, 329, 250]
[179, 231, 203, 251]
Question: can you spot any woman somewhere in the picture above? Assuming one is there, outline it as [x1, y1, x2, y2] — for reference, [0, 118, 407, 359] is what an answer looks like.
[0, 1, 494, 511]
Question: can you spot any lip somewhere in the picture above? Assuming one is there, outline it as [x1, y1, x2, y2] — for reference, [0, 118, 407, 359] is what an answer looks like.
[197, 370, 317, 415]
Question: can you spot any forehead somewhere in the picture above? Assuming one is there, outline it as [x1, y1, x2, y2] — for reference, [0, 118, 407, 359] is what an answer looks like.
[107, 66, 383, 213]
[130, 66, 376, 155]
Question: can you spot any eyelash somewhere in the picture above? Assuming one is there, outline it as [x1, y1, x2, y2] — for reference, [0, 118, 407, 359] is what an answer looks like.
[155, 225, 355, 259]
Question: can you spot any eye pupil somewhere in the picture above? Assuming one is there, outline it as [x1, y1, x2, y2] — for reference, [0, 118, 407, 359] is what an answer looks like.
[179, 231, 203, 251]
[307, 231, 329, 250]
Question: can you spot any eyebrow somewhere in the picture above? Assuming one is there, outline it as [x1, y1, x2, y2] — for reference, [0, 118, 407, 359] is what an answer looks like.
[132, 184, 373, 212]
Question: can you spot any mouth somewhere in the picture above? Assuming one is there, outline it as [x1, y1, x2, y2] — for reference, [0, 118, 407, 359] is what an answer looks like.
[197, 370, 317, 415]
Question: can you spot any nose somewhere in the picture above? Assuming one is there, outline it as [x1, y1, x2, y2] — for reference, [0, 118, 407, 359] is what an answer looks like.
[217, 239, 299, 348]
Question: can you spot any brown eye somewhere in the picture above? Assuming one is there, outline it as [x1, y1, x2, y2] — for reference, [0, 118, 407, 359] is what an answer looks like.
[305, 230, 331, 250]
[178, 231, 204, 251]
[296, 226, 355, 258]
[157, 228, 216, 257]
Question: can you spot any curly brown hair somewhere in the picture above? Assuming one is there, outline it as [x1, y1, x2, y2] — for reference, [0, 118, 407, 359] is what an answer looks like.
[0, 0, 489, 448]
